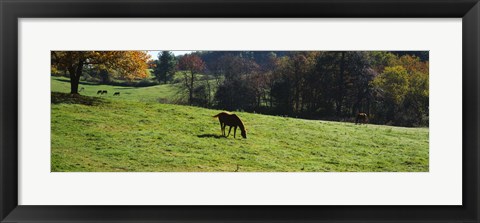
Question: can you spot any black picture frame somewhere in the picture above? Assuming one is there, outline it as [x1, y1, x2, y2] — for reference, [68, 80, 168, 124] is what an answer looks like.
[1, 0, 479, 222]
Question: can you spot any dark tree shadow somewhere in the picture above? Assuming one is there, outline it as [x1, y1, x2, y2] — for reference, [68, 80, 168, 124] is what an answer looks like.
[53, 78, 158, 88]
[197, 134, 224, 139]
[51, 92, 105, 106]
[54, 78, 101, 86]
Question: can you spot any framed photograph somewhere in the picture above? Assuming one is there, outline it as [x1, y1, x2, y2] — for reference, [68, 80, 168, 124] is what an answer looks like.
[1, 0, 479, 222]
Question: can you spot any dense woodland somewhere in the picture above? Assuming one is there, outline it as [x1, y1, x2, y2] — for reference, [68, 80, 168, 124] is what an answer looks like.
[52, 51, 429, 127]
[165, 51, 428, 127]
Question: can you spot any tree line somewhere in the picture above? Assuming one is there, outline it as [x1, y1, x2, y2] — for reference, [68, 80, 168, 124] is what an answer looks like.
[153, 51, 428, 127]
[51, 51, 428, 127]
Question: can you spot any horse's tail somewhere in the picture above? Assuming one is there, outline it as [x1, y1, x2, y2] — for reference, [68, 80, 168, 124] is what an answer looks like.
[212, 113, 223, 118]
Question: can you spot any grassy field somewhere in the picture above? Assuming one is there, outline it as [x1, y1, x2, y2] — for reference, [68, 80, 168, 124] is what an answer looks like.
[51, 76, 182, 103]
[51, 77, 429, 172]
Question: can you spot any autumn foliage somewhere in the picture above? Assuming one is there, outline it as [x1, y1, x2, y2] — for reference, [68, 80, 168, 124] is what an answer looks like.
[51, 50, 429, 127]
[195, 51, 429, 127]
[51, 51, 150, 94]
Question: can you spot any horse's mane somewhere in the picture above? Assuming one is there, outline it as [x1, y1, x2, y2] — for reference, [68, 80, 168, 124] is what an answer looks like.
[232, 114, 246, 132]
[212, 111, 231, 118]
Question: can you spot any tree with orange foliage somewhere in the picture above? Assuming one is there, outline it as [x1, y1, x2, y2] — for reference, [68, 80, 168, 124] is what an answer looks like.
[51, 51, 150, 94]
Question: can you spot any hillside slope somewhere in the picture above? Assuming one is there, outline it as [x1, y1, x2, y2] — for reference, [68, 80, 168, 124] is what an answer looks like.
[51, 76, 182, 103]
[51, 98, 428, 172]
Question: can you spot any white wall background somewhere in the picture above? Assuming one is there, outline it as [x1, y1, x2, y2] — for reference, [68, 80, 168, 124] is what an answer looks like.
[18, 18, 462, 205]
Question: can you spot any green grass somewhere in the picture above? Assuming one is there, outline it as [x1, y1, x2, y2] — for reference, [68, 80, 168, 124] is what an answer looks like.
[52, 76, 182, 103]
[51, 77, 429, 172]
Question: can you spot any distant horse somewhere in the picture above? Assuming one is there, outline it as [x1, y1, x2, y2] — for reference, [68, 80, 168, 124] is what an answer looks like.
[97, 90, 102, 95]
[101, 90, 108, 95]
[213, 112, 247, 139]
[355, 113, 368, 125]
[113, 92, 120, 96]
[79, 87, 85, 92]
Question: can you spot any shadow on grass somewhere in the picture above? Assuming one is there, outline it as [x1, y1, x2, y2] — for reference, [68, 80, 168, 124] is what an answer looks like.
[52, 92, 105, 106]
[54, 78, 101, 86]
[197, 134, 224, 139]
[54, 77, 159, 88]
[114, 87, 136, 90]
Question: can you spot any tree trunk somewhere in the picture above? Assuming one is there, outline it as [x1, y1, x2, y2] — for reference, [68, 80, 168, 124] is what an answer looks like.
[189, 72, 195, 104]
[336, 52, 346, 117]
[70, 76, 80, 94]
[205, 77, 211, 107]
[69, 59, 84, 94]
[367, 98, 371, 115]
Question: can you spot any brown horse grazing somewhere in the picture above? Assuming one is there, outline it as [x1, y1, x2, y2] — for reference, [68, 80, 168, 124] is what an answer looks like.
[355, 113, 368, 125]
[213, 112, 247, 139]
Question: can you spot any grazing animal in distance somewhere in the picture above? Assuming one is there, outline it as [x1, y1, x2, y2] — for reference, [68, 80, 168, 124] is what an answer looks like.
[79, 87, 85, 92]
[213, 112, 247, 139]
[113, 92, 120, 96]
[355, 113, 368, 125]
[101, 90, 108, 95]
[97, 90, 102, 95]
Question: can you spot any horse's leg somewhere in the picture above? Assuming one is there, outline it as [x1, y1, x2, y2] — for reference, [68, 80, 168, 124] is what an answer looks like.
[234, 126, 237, 138]
[227, 126, 232, 137]
[220, 122, 224, 135]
